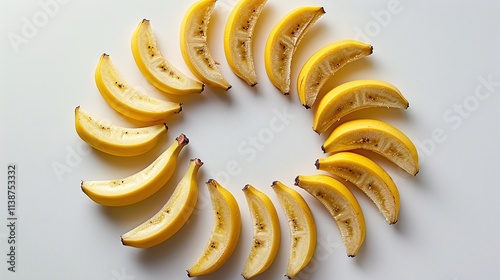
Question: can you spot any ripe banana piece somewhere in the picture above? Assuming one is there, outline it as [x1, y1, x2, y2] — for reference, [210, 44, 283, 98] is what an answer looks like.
[241, 184, 280, 279]
[95, 53, 182, 124]
[265, 6, 325, 95]
[316, 152, 400, 224]
[187, 179, 241, 277]
[271, 181, 316, 279]
[297, 40, 373, 108]
[313, 79, 409, 134]
[131, 19, 204, 95]
[180, 0, 231, 90]
[121, 158, 203, 248]
[224, 0, 267, 86]
[81, 134, 189, 206]
[295, 174, 365, 257]
[74, 106, 167, 157]
[322, 119, 419, 176]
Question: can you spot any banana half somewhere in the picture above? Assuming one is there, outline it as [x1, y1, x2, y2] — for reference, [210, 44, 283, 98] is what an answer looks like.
[121, 158, 203, 248]
[316, 152, 400, 224]
[272, 181, 316, 279]
[295, 174, 365, 257]
[187, 179, 241, 277]
[224, 0, 268, 86]
[81, 134, 189, 206]
[95, 53, 182, 124]
[313, 79, 409, 134]
[265, 6, 325, 95]
[74, 106, 167, 157]
[322, 119, 419, 176]
[180, 0, 231, 90]
[242, 184, 280, 279]
[297, 40, 373, 108]
[131, 19, 204, 95]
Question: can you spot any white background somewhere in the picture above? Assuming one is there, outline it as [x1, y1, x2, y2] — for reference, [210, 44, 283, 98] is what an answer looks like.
[1, 0, 500, 279]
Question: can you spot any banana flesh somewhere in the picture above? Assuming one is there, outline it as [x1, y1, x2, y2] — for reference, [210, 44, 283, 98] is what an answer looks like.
[187, 179, 241, 277]
[121, 158, 203, 248]
[131, 19, 204, 95]
[265, 6, 325, 95]
[180, 0, 231, 90]
[313, 79, 409, 134]
[272, 181, 316, 279]
[241, 184, 280, 279]
[295, 174, 365, 257]
[297, 40, 373, 108]
[81, 134, 189, 206]
[95, 53, 182, 124]
[316, 152, 400, 224]
[74, 106, 167, 157]
[322, 119, 419, 175]
[224, 0, 268, 86]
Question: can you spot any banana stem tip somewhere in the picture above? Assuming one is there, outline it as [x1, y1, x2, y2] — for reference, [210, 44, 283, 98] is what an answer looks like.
[176, 133, 189, 145]
[206, 178, 217, 186]
[191, 158, 204, 166]
[294, 176, 300, 186]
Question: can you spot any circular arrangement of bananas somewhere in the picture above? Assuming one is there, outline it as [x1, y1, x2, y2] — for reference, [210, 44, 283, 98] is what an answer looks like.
[76, 0, 419, 279]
